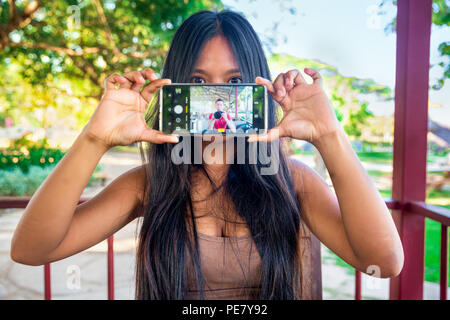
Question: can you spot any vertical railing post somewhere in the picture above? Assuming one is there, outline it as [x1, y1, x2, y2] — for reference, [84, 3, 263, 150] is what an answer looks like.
[440, 225, 448, 300]
[234, 86, 238, 120]
[44, 264, 51, 300]
[355, 270, 362, 300]
[390, 0, 432, 300]
[107, 235, 115, 300]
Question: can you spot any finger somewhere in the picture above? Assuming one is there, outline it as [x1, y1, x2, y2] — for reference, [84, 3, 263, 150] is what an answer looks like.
[141, 78, 172, 101]
[139, 129, 179, 144]
[256, 76, 288, 107]
[118, 76, 133, 90]
[255, 76, 275, 94]
[140, 68, 158, 82]
[285, 69, 306, 88]
[123, 71, 146, 92]
[104, 74, 128, 91]
[272, 73, 288, 101]
[247, 126, 286, 143]
[283, 69, 300, 89]
[304, 68, 323, 87]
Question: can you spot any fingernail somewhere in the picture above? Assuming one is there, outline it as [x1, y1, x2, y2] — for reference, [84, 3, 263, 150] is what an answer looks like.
[277, 89, 284, 96]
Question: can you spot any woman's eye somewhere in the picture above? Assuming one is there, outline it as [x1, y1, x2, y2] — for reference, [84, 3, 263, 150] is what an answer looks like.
[191, 76, 205, 83]
[228, 77, 243, 84]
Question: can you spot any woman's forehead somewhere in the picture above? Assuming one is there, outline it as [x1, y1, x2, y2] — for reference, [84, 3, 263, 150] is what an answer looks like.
[195, 35, 240, 75]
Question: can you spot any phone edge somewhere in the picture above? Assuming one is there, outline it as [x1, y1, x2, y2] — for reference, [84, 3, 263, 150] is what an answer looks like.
[264, 86, 268, 134]
[160, 83, 269, 135]
[159, 88, 163, 133]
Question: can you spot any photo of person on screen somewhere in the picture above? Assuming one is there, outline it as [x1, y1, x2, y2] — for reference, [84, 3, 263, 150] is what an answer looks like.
[207, 98, 236, 133]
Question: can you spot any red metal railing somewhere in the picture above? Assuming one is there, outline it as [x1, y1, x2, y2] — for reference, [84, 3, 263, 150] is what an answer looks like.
[43, 236, 115, 300]
[353, 199, 450, 300]
[0, 196, 115, 300]
[2, 196, 448, 300]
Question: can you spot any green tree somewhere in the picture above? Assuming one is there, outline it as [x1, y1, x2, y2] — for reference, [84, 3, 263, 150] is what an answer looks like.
[0, 0, 222, 131]
[268, 53, 392, 140]
[380, 0, 449, 90]
[0, 0, 222, 95]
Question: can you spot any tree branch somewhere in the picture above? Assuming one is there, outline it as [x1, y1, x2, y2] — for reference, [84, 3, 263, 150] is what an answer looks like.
[8, 41, 102, 56]
[91, 0, 121, 64]
[70, 55, 101, 88]
[0, 0, 42, 49]
[8, 0, 18, 23]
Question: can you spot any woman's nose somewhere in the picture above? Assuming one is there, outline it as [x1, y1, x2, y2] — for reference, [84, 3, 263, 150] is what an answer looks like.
[208, 77, 228, 84]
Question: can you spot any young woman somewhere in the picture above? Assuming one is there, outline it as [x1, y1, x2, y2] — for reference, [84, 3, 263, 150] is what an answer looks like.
[10, 10, 403, 300]
[207, 98, 236, 133]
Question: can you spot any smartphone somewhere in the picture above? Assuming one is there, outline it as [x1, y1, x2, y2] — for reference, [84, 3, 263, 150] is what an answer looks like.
[159, 84, 268, 135]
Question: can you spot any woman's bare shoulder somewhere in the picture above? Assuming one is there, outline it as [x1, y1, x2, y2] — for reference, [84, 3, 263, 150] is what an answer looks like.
[121, 164, 148, 212]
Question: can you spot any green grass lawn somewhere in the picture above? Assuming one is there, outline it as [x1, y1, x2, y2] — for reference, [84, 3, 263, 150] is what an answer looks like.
[296, 149, 448, 165]
[356, 151, 447, 164]
[111, 144, 140, 153]
[356, 152, 393, 164]
[365, 170, 386, 177]
[422, 189, 450, 284]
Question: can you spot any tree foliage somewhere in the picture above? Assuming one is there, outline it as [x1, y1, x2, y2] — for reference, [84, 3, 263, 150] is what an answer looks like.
[0, 0, 222, 131]
[0, 1, 393, 141]
[0, 0, 222, 90]
[268, 53, 393, 139]
[380, 0, 449, 90]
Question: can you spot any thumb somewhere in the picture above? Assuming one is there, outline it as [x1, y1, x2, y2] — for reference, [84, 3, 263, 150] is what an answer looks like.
[247, 126, 285, 143]
[138, 128, 179, 144]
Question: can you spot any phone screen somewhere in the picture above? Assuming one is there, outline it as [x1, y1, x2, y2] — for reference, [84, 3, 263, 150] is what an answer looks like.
[159, 84, 267, 134]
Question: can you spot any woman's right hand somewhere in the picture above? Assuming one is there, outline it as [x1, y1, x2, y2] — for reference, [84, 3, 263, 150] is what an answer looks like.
[82, 68, 179, 150]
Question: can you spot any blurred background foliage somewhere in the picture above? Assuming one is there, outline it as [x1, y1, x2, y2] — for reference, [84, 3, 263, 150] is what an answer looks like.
[0, 0, 224, 196]
[0, 136, 65, 172]
[0, 0, 394, 141]
[0, 135, 102, 196]
[0, 0, 223, 132]
[380, 0, 449, 90]
[268, 53, 392, 139]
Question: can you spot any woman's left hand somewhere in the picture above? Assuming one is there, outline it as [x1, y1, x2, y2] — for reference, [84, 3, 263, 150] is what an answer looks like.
[248, 68, 341, 145]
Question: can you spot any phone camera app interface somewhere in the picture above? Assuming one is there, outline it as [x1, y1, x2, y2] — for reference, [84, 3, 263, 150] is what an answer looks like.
[163, 85, 264, 134]
[190, 85, 255, 134]
[163, 87, 190, 133]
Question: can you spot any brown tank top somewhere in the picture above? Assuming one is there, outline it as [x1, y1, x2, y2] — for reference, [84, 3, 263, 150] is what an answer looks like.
[185, 228, 262, 299]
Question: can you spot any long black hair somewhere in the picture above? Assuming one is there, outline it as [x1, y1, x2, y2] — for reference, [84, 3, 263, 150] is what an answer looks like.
[135, 9, 303, 300]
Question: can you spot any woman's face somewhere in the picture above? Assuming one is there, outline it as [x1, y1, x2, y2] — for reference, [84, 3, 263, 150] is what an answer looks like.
[193, 35, 240, 147]
[190, 35, 243, 84]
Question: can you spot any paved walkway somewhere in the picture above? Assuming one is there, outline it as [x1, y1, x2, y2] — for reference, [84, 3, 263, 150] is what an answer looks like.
[0, 150, 447, 300]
